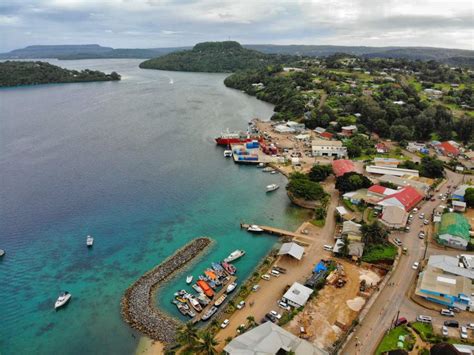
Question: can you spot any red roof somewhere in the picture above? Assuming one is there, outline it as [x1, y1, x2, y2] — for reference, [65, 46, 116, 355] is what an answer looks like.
[368, 185, 387, 195]
[440, 141, 459, 156]
[379, 186, 423, 211]
[332, 159, 356, 177]
[320, 132, 334, 139]
[375, 143, 388, 151]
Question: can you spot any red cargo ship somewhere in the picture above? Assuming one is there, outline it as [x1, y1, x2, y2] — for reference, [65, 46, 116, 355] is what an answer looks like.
[215, 130, 261, 145]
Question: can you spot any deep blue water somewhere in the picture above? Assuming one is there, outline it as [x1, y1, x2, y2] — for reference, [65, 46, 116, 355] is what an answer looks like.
[0, 59, 306, 354]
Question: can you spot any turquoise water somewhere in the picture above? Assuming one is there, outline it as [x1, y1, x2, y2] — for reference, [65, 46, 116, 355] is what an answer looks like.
[0, 59, 306, 354]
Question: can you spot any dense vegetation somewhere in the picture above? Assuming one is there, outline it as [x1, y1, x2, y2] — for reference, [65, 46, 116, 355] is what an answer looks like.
[286, 172, 328, 201]
[335, 172, 373, 193]
[139, 41, 295, 73]
[399, 156, 445, 178]
[309, 164, 333, 182]
[0, 61, 121, 87]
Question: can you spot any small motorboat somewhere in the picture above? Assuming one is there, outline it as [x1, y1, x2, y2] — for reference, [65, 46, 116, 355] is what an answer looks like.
[86, 235, 94, 247]
[266, 184, 279, 192]
[221, 261, 236, 275]
[223, 150, 233, 157]
[211, 262, 225, 273]
[201, 306, 217, 321]
[55, 291, 72, 310]
[197, 293, 210, 306]
[0, 249, 5, 257]
[214, 294, 227, 307]
[186, 275, 193, 284]
[270, 170, 278, 174]
[226, 282, 237, 293]
[192, 284, 203, 293]
[224, 250, 246, 263]
[262, 167, 274, 173]
[188, 296, 203, 312]
[257, 163, 265, 168]
[247, 225, 264, 233]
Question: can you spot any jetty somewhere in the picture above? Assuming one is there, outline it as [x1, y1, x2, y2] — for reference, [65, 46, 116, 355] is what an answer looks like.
[241, 223, 306, 239]
[121, 237, 212, 344]
[191, 275, 237, 323]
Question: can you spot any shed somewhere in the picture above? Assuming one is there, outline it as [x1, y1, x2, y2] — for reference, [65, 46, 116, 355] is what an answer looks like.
[282, 282, 314, 308]
[278, 242, 305, 260]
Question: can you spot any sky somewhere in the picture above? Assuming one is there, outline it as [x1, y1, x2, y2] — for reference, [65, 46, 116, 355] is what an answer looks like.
[0, 0, 473, 52]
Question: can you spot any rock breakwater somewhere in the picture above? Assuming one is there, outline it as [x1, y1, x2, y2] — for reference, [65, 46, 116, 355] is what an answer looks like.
[121, 237, 212, 343]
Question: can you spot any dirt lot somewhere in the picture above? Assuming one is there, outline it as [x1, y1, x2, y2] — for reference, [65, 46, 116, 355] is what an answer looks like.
[285, 259, 382, 349]
[464, 207, 474, 229]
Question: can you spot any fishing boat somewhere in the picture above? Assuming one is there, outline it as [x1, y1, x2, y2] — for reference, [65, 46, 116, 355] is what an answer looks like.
[188, 296, 203, 312]
[86, 235, 94, 247]
[54, 291, 71, 310]
[197, 293, 210, 306]
[192, 284, 203, 293]
[221, 261, 237, 275]
[224, 250, 246, 263]
[247, 225, 264, 233]
[196, 280, 214, 298]
[266, 184, 279, 192]
[262, 167, 274, 172]
[226, 282, 237, 293]
[223, 150, 233, 157]
[201, 306, 218, 321]
[186, 275, 193, 284]
[214, 294, 227, 307]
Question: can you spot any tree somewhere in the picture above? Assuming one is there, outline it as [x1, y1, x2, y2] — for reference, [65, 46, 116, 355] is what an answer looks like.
[455, 115, 474, 144]
[464, 188, 474, 208]
[195, 331, 219, 355]
[176, 322, 199, 351]
[335, 172, 373, 193]
[361, 221, 390, 245]
[287, 173, 327, 201]
[420, 156, 444, 178]
[314, 206, 327, 220]
[390, 125, 413, 141]
[309, 164, 332, 182]
[246, 315, 257, 328]
[224, 337, 233, 345]
[373, 119, 391, 138]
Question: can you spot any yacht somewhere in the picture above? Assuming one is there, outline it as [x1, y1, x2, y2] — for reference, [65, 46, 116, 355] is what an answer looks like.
[54, 291, 72, 310]
[224, 250, 245, 263]
[201, 306, 218, 321]
[86, 235, 94, 247]
[223, 150, 233, 157]
[226, 282, 237, 293]
[186, 275, 193, 284]
[247, 225, 264, 233]
[266, 184, 279, 192]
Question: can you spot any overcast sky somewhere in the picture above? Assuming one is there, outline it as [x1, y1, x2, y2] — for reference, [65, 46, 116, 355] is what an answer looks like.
[0, 0, 473, 52]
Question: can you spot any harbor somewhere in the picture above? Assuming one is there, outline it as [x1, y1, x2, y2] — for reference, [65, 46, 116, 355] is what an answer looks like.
[240, 222, 310, 240]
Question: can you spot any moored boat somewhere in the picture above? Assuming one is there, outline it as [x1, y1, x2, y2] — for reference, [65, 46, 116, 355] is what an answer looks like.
[266, 184, 279, 192]
[0, 249, 5, 257]
[226, 282, 237, 293]
[221, 261, 236, 275]
[224, 250, 245, 263]
[262, 167, 274, 172]
[186, 275, 193, 284]
[257, 163, 265, 168]
[223, 150, 233, 157]
[214, 293, 227, 307]
[54, 291, 71, 310]
[196, 280, 214, 298]
[201, 306, 218, 321]
[215, 130, 261, 146]
[86, 235, 94, 247]
[247, 224, 264, 233]
[197, 293, 210, 306]
[188, 296, 203, 312]
[204, 269, 218, 281]
[192, 284, 203, 293]
[211, 262, 224, 273]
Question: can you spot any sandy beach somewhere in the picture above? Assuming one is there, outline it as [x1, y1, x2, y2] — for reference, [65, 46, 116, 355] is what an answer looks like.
[135, 337, 164, 355]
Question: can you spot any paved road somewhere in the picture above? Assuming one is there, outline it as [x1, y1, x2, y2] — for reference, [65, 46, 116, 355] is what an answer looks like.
[341, 170, 469, 354]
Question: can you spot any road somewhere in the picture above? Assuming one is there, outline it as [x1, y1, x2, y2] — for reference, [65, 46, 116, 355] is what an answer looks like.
[341, 169, 469, 354]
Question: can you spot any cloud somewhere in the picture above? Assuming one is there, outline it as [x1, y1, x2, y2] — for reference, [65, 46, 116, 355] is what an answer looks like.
[0, 0, 472, 51]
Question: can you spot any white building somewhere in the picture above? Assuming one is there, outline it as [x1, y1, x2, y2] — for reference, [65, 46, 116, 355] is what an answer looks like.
[311, 139, 348, 158]
[282, 282, 313, 308]
[366, 165, 419, 177]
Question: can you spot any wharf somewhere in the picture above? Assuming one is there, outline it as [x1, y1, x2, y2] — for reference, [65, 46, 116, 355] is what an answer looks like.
[192, 275, 237, 323]
[230, 144, 279, 165]
[240, 223, 308, 240]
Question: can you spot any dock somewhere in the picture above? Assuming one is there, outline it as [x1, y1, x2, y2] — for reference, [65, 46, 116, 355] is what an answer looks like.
[241, 223, 308, 239]
[230, 143, 279, 165]
[192, 275, 237, 323]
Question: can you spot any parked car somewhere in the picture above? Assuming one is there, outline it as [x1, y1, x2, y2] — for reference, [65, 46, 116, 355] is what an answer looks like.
[395, 317, 407, 326]
[220, 319, 230, 328]
[252, 284, 260, 292]
[466, 323, 474, 330]
[393, 238, 402, 246]
[442, 325, 449, 337]
[261, 274, 271, 281]
[412, 262, 420, 270]
[418, 231, 425, 239]
[444, 320, 459, 328]
[419, 213, 425, 219]
[413, 208, 419, 213]
[278, 300, 291, 310]
[440, 309, 455, 317]
[265, 313, 277, 323]
[424, 219, 430, 225]
[323, 245, 334, 251]
[270, 310, 282, 319]
[417, 315, 432, 323]
[236, 300, 245, 309]
[460, 326, 468, 340]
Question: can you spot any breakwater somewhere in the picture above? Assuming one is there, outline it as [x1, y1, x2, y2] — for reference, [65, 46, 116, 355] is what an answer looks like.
[121, 237, 212, 343]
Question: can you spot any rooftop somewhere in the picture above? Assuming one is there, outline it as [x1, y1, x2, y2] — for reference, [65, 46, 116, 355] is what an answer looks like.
[278, 242, 305, 260]
[312, 139, 343, 147]
[416, 266, 473, 299]
[378, 186, 423, 211]
[428, 255, 474, 280]
[332, 159, 356, 177]
[282, 282, 313, 307]
[438, 213, 471, 241]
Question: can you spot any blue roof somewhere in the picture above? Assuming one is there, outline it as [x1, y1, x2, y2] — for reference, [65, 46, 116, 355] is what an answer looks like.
[314, 261, 327, 273]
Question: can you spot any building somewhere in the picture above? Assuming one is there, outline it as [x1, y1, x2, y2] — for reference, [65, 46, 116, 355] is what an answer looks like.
[377, 186, 424, 211]
[373, 157, 400, 167]
[319, 131, 334, 140]
[311, 139, 348, 158]
[436, 213, 472, 250]
[378, 175, 430, 195]
[439, 141, 460, 157]
[332, 159, 356, 177]
[367, 185, 398, 199]
[366, 165, 419, 177]
[375, 143, 389, 154]
[278, 242, 305, 260]
[379, 205, 409, 229]
[407, 142, 427, 153]
[427, 255, 474, 280]
[282, 282, 314, 308]
[452, 185, 472, 201]
[452, 200, 467, 212]
[415, 265, 473, 311]
[224, 322, 328, 355]
[341, 125, 358, 136]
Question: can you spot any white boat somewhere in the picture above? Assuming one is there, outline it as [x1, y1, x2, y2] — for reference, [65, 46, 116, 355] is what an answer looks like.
[86, 235, 94, 247]
[270, 170, 278, 174]
[257, 163, 265, 168]
[262, 167, 274, 172]
[0, 249, 4, 257]
[186, 275, 193, 284]
[192, 284, 203, 293]
[247, 225, 264, 233]
[55, 291, 71, 310]
[226, 282, 237, 293]
[223, 150, 233, 157]
[224, 249, 245, 263]
[266, 184, 279, 192]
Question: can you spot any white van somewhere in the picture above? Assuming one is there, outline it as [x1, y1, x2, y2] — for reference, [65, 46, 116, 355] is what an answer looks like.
[323, 245, 333, 251]
[271, 270, 280, 277]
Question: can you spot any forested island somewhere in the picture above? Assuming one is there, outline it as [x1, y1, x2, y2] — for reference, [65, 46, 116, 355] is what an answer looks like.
[0, 61, 121, 87]
[139, 41, 295, 73]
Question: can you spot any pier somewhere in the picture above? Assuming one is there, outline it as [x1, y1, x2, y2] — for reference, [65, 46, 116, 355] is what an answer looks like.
[191, 275, 237, 323]
[241, 223, 307, 239]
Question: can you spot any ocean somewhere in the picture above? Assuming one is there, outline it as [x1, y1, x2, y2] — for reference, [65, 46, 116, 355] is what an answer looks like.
[0, 59, 306, 354]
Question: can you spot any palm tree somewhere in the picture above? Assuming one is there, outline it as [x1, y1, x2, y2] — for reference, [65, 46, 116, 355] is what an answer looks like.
[224, 336, 233, 345]
[246, 315, 256, 328]
[195, 331, 219, 355]
[176, 322, 199, 351]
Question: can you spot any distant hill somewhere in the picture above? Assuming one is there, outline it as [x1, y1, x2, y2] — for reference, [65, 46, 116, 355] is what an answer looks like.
[139, 41, 295, 72]
[0, 61, 121, 87]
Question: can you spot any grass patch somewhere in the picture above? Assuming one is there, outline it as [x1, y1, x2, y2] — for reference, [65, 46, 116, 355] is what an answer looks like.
[362, 243, 397, 263]
[410, 322, 441, 343]
[342, 198, 360, 212]
[311, 219, 325, 227]
[376, 325, 414, 354]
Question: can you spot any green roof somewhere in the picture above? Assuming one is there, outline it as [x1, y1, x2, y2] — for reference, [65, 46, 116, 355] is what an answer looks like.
[438, 213, 471, 241]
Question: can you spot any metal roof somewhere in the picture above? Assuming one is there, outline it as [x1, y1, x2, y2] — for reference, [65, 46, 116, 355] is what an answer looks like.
[278, 242, 305, 260]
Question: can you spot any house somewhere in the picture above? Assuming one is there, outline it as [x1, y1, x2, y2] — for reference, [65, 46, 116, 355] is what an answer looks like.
[348, 242, 365, 258]
[367, 185, 398, 199]
[342, 189, 369, 205]
[452, 200, 467, 212]
[366, 165, 419, 177]
[224, 322, 328, 355]
[319, 131, 334, 140]
[377, 186, 423, 211]
[332, 159, 356, 177]
[282, 282, 314, 308]
[314, 127, 326, 134]
[278, 242, 305, 260]
[415, 265, 473, 311]
[436, 213, 471, 250]
[379, 205, 409, 229]
[407, 142, 426, 153]
[427, 255, 474, 280]
[439, 141, 460, 157]
[375, 142, 389, 154]
[452, 185, 471, 201]
[341, 125, 358, 137]
[342, 220, 362, 240]
[312, 139, 348, 158]
[373, 157, 400, 167]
